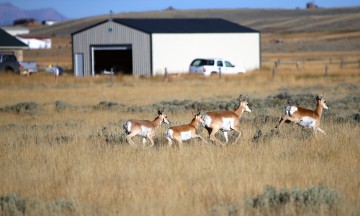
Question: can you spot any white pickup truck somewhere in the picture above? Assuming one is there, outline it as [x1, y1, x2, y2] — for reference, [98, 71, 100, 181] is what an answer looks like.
[20, 61, 38, 75]
[189, 58, 246, 76]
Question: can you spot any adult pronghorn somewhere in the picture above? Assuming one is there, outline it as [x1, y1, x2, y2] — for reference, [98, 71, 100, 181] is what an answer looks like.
[165, 112, 208, 148]
[202, 95, 252, 145]
[123, 109, 170, 149]
[276, 94, 328, 134]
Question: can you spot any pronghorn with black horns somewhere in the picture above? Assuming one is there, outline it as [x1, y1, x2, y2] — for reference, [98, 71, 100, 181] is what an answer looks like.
[123, 108, 170, 149]
[202, 95, 252, 145]
[165, 111, 208, 148]
[276, 94, 328, 134]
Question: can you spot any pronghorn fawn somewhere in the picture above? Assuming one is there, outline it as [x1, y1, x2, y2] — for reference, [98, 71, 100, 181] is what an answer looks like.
[202, 95, 252, 145]
[165, 112, 208, 148]
[276, 94, 328, 134]
[123, 109, 170, 149]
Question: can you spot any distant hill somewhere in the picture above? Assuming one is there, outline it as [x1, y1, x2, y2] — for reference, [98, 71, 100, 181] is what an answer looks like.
[27, 6, 360, 37]
[0, 2, 68, 26]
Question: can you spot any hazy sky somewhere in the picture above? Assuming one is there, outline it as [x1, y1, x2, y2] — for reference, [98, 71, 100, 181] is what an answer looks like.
[3, 0, 360, 19]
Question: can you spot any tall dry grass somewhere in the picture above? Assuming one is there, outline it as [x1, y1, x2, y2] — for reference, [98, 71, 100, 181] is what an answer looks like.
[0, 63, 359, 215]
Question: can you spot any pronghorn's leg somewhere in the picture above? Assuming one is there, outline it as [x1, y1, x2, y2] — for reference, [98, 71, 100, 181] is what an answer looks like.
[276, 115, 290, 128]
[223, 131, 229, 143]
[166, 137, 173, 147]
[205, 127, 212, 137]
[126, 133, 138, 148]
[193, 134, 208, 144]
[316, 127, 326, 135]
[277, 115, 298, 128]
[312, 127, 318, 135]
[232, 126, 242, 143]
[145, 135, 155, 149]
[276, 115, 285, 128]
[209, 127, 225, 145]
[174, 138, 183, 149]
[142, 138, 147, 148]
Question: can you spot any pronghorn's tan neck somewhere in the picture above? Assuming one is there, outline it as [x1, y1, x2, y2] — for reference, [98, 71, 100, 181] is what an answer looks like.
[234, 104, 246, 118]
[315, 100, 324, 120]
[152, 116, 163, 129]
[189, 118, 200, 128]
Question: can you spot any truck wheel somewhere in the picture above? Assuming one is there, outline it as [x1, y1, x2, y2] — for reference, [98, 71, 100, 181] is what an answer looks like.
[4, 67, 15, 74]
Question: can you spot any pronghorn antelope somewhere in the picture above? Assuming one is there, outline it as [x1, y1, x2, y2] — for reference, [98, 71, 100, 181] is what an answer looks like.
[123, 109, 170, 148]
[165, 112, 208, 148]
[276, 94, 328, 134]
[202, 95, 252, 145]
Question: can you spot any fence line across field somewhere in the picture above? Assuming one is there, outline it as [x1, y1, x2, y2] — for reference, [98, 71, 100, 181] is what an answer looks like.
[264, 57, 360, 78]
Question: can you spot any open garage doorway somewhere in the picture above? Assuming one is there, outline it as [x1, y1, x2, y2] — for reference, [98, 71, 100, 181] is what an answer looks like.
[91, 45, 132, 75]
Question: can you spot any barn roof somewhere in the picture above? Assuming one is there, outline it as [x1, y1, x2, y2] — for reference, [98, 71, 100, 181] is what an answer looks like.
[0, 28, 28, 48]
[72, 18, 259, 35]
[113, 18, 259, 33]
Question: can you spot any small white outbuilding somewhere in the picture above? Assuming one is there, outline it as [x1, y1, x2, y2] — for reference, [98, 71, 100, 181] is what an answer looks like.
[72, 18, 260, 77]
[16, 36, 52, 49]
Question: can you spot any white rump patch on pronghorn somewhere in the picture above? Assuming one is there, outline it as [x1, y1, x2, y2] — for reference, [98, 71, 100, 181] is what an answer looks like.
[285, 106, 298, 117]
[202, 115, 212, 128]
[180, 131, 192, 141]
[165, 129, 173, 139]
[221, 118, 234, 131]
[139, 125, 151, 137]
[298, 117, 316, 128]
[124, 121, 131, 134]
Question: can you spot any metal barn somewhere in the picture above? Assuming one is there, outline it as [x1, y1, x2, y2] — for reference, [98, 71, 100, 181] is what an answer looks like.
[72, 18, 260, 77]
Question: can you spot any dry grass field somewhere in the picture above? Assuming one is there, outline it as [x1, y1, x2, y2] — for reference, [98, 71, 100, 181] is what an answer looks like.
[1, 6, 360, 216]
[0, 58, 359, 215]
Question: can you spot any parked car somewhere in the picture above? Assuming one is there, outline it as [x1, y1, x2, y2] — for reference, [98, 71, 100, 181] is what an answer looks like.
[20, 61, 38, 75]
[0, 53, 20, 73]
[189, 58, 245, 76]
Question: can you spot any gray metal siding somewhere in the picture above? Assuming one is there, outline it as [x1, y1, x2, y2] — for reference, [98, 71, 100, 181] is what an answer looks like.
[72, 21, 151, 76]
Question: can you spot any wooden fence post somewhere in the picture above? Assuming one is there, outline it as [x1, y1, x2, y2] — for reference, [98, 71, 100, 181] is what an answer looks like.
[272, 66, 276, 78]
[325, 64, 328, 77]
[340, 58, 344, 69]
[164, 67, 168, 82]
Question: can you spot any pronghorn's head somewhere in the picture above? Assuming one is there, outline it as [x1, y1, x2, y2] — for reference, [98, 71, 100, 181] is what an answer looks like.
[158, 109, 170, 124]
[239, 95, 252, 113]
[194, 112, 204, 124]
[316, 94, 328, 110]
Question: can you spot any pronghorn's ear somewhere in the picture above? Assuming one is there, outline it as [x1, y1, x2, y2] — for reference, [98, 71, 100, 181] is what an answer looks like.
[316, 94, 323, 100]
[196, 107, 201, 114]
[238, 94, 243, 101]
[158, 108, 164, 115]
[244, 95, 249, 102]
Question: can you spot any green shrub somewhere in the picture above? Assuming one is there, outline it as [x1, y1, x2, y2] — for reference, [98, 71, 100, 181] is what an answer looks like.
[0, 102, 41, 114]
[247, 185, 340, 214]
[55, 100, 72, 112]
[0, 192, 44, 216]
[0, 193, 77, 216]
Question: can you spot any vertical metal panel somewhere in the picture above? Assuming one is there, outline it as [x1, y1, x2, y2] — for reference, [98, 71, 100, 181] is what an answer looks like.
[74, 53, 84, 77]
[72, 21, 151, 76]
